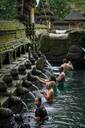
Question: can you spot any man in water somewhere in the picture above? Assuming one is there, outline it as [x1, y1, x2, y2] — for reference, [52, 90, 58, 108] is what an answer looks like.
[56, 67, 65, 91]
[41, 83, 54, 103]
[33, 97, 48, 121]
[61, 58, 73, 72]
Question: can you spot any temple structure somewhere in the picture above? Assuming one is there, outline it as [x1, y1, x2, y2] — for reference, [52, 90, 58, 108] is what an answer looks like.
[35, 0, 57, 29]
[53, 11, 85, 30]
[17, 0, 36, 37]
[64, 11, 85, 29]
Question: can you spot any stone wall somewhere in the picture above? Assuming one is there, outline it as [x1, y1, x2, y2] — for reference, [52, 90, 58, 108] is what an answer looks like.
[0, 20, 31, 68]
[68, 29, 85, 47]
[0, 20, 26, 43]
[40, 29, 85, 64]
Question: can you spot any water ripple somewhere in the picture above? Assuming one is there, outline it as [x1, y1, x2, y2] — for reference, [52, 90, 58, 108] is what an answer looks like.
[22, 70, 85, 128]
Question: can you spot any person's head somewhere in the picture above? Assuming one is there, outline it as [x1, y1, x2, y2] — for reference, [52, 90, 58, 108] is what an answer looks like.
[59, 67, 64, 73]
[63, 58, 68, 63]
[50, 75, 56, 82]
[46, 83, 52, 90]
[35, 97, 41, 106]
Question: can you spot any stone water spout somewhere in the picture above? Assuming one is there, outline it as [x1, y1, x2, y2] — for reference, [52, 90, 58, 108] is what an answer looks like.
[18, 65, 26, 75]
[0, 107, 14, 128]
[31, 66, 48, 78]
[10, 68, 19, 80]
[29, 56, 35, 65]
[35, 54, 51, 71]
[7, 95, 24, 113]
[22, 79, 39, 91]
[15, 82, 36, 100]
[15, 84, 29, 96]
[8, 93, 34, 113]
[31, 66, 42, 76]
[3, 74, 13, 87]
[24, 60, 32, 69]
[0, 80, 7, 96]
[27, 72, 37, 81]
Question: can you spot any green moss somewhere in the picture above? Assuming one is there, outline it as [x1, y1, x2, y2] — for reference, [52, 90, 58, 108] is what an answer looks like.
[0, 20, 25, 31]
[40, 29, 85, 57]
[69, 29, 85, 47]
[0, 20, 26, 43]
[35, 24, 48, 29]
[40, 34, 69, 56]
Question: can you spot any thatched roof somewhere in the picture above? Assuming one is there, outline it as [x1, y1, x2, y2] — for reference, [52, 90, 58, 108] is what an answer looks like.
[64, 11, 85, 21]
[53, 20, 69, 25]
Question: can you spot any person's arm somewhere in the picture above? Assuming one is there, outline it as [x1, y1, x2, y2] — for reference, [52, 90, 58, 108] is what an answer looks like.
[36, 76, 49, 84]
[43, 90, 53, 100]
[57, 73, 65, 82]
[32, 116, 40, 121]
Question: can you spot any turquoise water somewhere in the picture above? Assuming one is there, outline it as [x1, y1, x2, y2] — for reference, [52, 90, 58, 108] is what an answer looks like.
[22, 70, 85, 128]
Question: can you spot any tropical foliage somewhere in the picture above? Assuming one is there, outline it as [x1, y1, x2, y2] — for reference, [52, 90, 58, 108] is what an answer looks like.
[49, 0, 69, 19]
[37, 0, 85, 19]
[0, 0, 17, 19]
[37, 0, 69, 19]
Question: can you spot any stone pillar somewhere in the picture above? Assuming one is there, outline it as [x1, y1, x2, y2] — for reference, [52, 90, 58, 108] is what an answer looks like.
[9, 50, 14, 64]
[0, 54, 3, 69]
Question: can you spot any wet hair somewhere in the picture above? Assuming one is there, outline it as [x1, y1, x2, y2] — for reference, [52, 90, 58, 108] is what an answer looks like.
[36, 97, 41, 103]
[63, 58, 68, 63]
[50, 75, 56, 82]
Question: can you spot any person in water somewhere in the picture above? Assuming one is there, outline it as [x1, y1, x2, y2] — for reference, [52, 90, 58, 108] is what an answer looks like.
[41, 83, 54, 103]
[33, 97, 48, 121]
[36, 75, 60, 96]
[49, 76, 60, 96]
[61, 58, 73, 72]
[56, 67, 65, 91]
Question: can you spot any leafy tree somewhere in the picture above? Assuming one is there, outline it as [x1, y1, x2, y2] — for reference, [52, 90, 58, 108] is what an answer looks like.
[0, 0, 17, 19]
[49, 0, 69, 19]
[37, 0, 70, 19]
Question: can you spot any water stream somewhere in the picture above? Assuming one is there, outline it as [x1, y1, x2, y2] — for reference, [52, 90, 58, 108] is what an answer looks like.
[29, 91, 35, 100]
[22, 101, 29, 112]
[32, 84, 40, 92]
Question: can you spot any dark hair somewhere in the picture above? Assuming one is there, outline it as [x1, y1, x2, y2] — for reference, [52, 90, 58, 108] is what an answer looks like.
[37, 97, 41, 103]
[63, 58, 68, 63]
[50, 75, 56, 82]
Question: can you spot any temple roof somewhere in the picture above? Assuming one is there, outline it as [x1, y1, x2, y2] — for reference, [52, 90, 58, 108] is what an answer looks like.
[40, 9, 54, 16]
[64, 11, 85, 21]
[36, 15, 58, 22]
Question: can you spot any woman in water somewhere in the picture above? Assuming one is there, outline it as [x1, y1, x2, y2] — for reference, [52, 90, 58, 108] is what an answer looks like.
[36, 75, 60, 96]
[41, 83, 54, 104]
[56, 67, 65, 91]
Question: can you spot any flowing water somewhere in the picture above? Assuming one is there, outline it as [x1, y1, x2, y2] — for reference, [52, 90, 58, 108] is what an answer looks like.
[22, 69, 85, 128]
